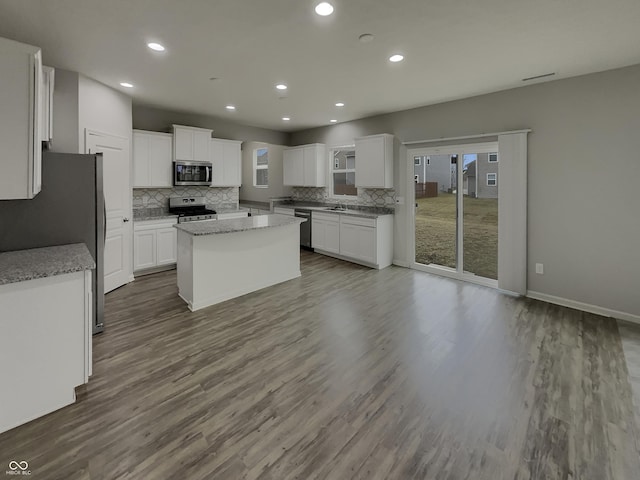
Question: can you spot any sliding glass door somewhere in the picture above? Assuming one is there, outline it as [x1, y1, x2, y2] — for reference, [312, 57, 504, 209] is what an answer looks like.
[412, 143, 499, 286]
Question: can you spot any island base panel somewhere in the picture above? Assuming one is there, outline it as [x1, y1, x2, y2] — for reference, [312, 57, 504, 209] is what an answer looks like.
[177, 224, 301, 311]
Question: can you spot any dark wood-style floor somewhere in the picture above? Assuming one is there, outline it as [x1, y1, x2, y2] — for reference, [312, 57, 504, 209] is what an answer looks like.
[2, 251, 639, 479]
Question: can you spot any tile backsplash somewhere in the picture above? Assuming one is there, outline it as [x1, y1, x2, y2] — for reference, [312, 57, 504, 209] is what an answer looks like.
[290, 187, 396, 207]
[133, 187, 239, 209]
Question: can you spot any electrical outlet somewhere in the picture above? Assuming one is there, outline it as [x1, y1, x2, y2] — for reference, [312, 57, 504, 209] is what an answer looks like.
[395, 196, 405, 205]
[535, 263, 544, 275]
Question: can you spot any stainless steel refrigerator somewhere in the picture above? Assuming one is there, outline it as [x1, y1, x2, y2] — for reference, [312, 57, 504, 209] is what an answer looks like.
[0, 151, 105, 333]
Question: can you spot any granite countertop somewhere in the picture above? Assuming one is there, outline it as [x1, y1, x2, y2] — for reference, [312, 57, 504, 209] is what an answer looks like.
[133, 207, 178, 221]
[216, 207, 249, 215]
[175, 214, 304, 236]
[239, 200, 271, 209]
[0, 243, 96, 286]
[272, 202, 393, 219]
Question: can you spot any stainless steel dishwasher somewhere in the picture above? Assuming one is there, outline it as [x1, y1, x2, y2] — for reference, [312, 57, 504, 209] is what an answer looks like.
[294, 208, 312, 249]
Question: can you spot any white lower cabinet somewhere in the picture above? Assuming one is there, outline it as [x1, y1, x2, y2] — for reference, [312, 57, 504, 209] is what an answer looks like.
[0, 270, 92, 434]
[156, 227, 178, 265]
[134, 218, 178, 273]
[339, 218, 377, 264]
[134, 229, 156, 270]
[312, 212, 393, 269]
[311, 212, 340, 255]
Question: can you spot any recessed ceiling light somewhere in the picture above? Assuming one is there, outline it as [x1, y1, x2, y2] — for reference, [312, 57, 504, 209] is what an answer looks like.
[389, 54, 404, 63]
[225, 105, 236, 111]
[315, 2, 334, 16]
[330, 119, 337, 123]
[282, 117, 291, 121]
[147, 42, 165, 52]
[335, 102, 345, 107]
[120, 82, 134, 88]
[276, 84, 288, 90]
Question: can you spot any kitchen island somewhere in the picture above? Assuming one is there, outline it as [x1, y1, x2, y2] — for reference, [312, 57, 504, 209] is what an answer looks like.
[175, 214, 305, 311]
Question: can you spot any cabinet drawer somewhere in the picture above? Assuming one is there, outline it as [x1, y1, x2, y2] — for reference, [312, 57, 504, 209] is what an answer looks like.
[313, 211, 340, 223]
[273, 207, 295, 216]
[340, 215, 376, 228]
[134, 218, 178, 231]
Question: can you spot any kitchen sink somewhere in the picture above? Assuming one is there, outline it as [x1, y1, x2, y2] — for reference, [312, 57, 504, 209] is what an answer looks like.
[324, 206, 348, 211]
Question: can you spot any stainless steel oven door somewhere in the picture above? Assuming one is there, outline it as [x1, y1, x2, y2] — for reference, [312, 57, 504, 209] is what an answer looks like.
[174, 161, 212, 186]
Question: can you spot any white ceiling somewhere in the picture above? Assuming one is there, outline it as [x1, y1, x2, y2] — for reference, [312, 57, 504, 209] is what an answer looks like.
[1, 0, 639, 132]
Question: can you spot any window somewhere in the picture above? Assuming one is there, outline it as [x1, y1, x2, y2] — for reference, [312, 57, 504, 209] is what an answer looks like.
[414, 175, 419, 183]
[254, 148, 268, 187]
[414, 156, 421, 166]
[330, 147, 356, 197]
[487, 173, 497, 186]
[488, 152, 498, 163]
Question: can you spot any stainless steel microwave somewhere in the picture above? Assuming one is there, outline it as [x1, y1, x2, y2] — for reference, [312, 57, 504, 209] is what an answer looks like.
[173, 161, 212, 186]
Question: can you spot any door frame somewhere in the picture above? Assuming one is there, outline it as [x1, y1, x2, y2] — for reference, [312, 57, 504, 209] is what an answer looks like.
[407, 141, 499, 289]
[85, 129, 133, 291]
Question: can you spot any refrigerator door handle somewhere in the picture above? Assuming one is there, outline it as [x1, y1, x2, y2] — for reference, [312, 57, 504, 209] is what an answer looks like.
[103, 199, 107, 243]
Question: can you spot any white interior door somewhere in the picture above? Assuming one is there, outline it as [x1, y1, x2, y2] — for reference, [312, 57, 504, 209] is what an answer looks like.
[86, 130, 132, 293]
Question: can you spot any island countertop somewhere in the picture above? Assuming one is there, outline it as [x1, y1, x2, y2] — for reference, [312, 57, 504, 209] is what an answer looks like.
[174, 214, 305, 236]
[0, 243, 96, 286]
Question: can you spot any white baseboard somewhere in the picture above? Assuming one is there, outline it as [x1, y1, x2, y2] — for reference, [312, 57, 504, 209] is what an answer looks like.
[527, 290, 640, 325]
[393, 259, 410, 268]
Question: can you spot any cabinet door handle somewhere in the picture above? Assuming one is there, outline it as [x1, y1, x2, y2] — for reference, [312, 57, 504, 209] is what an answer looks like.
[123, 217, 130, 223]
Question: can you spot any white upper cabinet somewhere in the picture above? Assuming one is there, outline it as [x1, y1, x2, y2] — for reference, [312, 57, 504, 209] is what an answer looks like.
[283, 143, 326, 187]
[283, 148, 304, 186]
[0, 37, 43, 200]
[210, 138, 242, 187]
[355, 134, 394, 189]
[40, 66, 54, 144]
[133, 130, 173, 188]
[173, 125, 212, 162]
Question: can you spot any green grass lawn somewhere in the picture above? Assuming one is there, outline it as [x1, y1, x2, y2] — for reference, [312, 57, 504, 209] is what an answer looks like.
[415, 193, 498, 280]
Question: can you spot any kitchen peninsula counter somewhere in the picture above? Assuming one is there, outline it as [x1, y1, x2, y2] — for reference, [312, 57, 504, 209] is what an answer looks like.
[175, 215, 305, 311]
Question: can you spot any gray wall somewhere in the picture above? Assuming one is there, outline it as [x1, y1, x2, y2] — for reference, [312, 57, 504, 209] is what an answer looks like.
[133, 105, 289, 145]
[239, 142, 292, 203]
[50, 69, 79, 154]
[78, 75, 132, 153]
[50, 70, 132, 154]
[290, 64, 640, 318]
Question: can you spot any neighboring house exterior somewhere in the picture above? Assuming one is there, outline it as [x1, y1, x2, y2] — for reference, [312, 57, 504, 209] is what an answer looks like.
[463, 160, 477, 197]
[463, 152, 498, 198]
[414, 154, 452, 192]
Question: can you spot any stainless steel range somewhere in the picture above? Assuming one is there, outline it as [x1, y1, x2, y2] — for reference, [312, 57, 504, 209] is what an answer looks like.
[169, 197, 217, 223]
